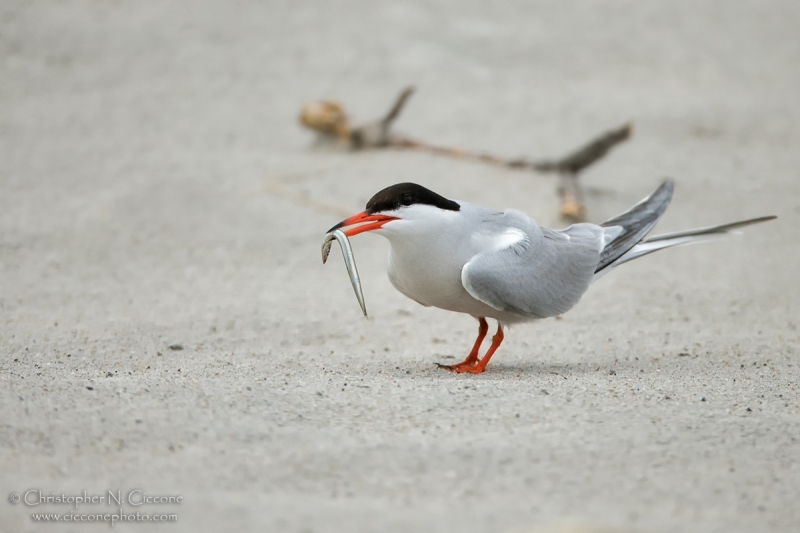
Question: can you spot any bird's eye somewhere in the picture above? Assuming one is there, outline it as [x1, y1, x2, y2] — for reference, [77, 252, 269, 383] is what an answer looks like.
[402, 195, 413, 206]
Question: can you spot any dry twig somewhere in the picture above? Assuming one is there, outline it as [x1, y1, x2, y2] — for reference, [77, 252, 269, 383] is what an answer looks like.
[299, 87, 632, 222]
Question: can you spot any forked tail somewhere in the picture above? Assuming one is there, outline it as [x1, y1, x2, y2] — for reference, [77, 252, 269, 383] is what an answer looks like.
[594, 216, 776, 279]
[594, 181, 775, 279]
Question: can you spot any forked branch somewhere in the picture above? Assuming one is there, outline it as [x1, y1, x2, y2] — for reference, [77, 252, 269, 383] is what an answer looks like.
[299, 87, 632, 222]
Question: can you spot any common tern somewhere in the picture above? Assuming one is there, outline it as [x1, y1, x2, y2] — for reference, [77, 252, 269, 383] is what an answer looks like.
[327, 181, 775, 374]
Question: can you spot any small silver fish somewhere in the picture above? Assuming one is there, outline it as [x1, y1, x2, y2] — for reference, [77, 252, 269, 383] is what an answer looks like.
[322, 229, 368, 318]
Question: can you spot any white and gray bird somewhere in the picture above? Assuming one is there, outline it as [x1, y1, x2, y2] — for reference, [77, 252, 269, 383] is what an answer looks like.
[327, 181, 775, 374]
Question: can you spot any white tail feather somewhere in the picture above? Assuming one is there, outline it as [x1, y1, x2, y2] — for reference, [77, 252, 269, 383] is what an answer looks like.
[592, 215, 776, 282]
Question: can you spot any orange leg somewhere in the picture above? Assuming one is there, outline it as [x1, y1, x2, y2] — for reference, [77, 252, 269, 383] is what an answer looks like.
[437, 318, 488, 371]
[455, 324, 504, 374]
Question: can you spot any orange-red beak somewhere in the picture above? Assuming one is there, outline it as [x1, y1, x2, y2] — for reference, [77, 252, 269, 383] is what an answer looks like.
[328, 211, 398, 237]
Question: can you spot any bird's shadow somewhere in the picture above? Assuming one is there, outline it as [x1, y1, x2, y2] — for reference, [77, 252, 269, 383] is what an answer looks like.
[492, 362, 592, 376]
[419, 359, 626, 378]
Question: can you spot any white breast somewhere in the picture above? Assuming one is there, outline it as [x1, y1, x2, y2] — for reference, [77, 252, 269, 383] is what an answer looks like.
[386, 232, 471, 310]
[380, 204, 524, 318]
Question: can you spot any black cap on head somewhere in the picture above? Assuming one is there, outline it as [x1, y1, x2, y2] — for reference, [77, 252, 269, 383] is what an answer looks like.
[365, 183, 460, 214]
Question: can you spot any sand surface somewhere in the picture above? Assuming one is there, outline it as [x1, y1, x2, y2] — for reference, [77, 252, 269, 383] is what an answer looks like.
[1, 1, 799, 532]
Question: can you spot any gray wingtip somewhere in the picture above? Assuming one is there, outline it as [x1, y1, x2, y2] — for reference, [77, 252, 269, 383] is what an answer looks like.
[596, 179, 675, 272]
[656, 178, 675, 198]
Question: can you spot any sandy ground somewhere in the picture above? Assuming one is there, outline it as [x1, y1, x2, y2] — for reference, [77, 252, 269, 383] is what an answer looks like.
[1, 1, 799, 532]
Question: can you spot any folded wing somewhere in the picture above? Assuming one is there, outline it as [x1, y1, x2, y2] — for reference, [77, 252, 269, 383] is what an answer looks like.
[462, 221, 604, 319]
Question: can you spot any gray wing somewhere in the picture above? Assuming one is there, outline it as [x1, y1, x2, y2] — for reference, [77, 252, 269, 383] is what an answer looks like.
[596, 180, 673, 273]
[461, 219, 604, 319]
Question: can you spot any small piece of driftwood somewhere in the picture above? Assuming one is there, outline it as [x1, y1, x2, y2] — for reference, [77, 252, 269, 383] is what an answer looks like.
[299, 87, 632, 222]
